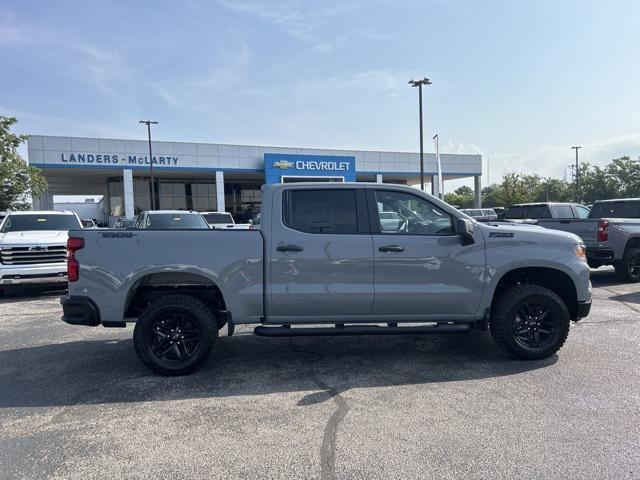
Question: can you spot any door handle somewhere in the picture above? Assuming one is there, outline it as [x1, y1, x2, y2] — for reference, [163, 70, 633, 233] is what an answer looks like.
[378, 245, 404, 252]
[277, 244, 304, 252]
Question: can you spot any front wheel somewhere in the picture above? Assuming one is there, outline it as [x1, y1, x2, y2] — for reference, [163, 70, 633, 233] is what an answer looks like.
[490, 284, 570, 359]
[614, 247, 640, 283]
[133, 295, 217, 375]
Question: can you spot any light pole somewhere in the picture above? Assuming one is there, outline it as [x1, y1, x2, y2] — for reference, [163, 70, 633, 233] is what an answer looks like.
[409, 78, 432, 191]
[571, 145, 582, 203]
[139, 120, 158, 210]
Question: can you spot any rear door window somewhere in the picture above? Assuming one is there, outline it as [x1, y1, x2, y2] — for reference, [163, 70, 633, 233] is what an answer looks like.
[523, 205, 551, 219]
[554, 205, 574, 218]
[283, 189, 358, 234]
[505, 206, 523, 219]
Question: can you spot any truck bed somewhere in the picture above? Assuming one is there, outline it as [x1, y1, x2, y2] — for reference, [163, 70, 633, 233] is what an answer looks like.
[69, 229, 264, 324]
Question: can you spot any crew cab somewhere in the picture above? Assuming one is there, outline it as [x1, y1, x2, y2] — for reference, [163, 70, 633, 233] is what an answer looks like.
[503, 202, 590, 223]
[61, 183, 591, 375]
[0, 210, 82, 296]
[537, 198, 640, 281]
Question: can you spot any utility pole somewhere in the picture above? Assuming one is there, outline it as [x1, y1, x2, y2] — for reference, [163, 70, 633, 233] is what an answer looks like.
[139, 120, 158, 210]
[408, 78, 432, 192]
[571, 145, 582, 203]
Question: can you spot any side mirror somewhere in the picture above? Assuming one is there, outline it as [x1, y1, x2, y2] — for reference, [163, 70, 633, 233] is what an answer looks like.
[455, 218, 475, 245]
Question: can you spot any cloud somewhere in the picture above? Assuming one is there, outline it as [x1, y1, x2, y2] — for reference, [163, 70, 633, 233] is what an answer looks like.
[67, 44, 134, 98]
[0, 11, 28, 45]
[444, 132, 640, 190]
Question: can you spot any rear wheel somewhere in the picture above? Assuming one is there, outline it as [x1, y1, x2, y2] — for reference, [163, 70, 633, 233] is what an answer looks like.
[133, 295, 217, 375]
[490, 284, 570, 359]
[614, 247, 640, 283]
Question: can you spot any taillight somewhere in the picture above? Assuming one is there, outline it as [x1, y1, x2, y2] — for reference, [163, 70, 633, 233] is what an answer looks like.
[67, 237, 84, 282]
[597, 220, 609, 242]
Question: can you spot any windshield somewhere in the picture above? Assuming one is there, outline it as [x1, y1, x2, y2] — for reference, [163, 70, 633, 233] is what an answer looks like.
[0, 214, 81, 233]
[147, 213, 209, 229]
[589, 201, 640, 219]
[203, 213, 233, 224]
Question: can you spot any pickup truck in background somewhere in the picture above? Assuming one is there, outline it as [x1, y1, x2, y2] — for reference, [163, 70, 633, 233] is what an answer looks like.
[133, 210, 210, 229]
[0, 211, 83, 296]
[61, 183, 591, 375]
[201, 211, 251, 229]
[503, 202, 591, 224]
[537, 198, 640, 282]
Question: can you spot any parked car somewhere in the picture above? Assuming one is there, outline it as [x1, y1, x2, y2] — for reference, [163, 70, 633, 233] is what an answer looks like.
[537, 198, 640, 281]
[113, 218, 137, 229]
[62, 183, 591, 375]
[200, 211, 250, 229]
[503, 202, 590, 223]
[0, 210, 83, 296]
[460, 208, 499, 222]
[133, 210, 209, 229]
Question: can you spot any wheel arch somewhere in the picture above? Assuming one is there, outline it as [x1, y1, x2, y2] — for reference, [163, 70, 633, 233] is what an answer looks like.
[624, 236, 640, 251]
[123, 270, 229, 327]
[489, 266, 578, 320]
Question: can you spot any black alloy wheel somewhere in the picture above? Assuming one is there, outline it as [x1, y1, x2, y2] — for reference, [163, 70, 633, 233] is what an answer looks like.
[133, 295, 217, 376]
[491, 284, 570, 359]
[511, 300, 559, 350]
[149, 312, 201, 363]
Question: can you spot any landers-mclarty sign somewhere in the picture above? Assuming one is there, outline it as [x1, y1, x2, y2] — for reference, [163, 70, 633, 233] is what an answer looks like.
[60, 153, 179, 166]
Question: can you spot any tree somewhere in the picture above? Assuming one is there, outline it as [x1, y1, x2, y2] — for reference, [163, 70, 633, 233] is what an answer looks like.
[0, 116, 47, 211]
[444, 185, 474, 208]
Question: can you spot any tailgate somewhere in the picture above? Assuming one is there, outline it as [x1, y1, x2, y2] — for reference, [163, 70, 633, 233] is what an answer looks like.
[537, 219, 598, 242]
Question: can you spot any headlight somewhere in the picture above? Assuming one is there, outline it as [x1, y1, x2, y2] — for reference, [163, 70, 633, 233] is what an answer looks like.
[576, 244, 586, 259]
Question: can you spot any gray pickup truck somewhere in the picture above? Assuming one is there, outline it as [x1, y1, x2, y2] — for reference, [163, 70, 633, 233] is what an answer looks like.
[537, 198, 640, 282]
[61, 183, 592, 375]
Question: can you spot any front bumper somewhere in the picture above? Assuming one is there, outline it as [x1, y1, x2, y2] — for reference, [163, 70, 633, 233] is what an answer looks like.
[0, 263, 68, 286]
[576, 300, 592, 320]
[61, 296, 101, 326]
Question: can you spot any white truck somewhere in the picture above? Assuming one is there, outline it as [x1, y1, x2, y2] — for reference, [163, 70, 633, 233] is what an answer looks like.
[201, 211, 250, 229]
[0, 211, 82, 296]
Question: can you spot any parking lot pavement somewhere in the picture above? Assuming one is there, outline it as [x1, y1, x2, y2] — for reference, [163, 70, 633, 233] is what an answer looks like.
[0, 271, 638, 480]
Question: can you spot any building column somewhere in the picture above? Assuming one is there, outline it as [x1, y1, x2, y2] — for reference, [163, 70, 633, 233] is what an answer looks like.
[474, 175, 482, 208]
[376, 174, 383, 183]
[430, 175, 436, 196]
[33, 190, 54, 210]
[215, 171, 225, 212]
[123, 169, 135, 218]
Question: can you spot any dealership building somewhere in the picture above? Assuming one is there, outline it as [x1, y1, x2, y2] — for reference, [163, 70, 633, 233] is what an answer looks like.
[27, 135, 482, 225]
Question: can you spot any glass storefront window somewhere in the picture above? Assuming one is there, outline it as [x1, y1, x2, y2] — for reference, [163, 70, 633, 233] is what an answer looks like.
[225, 182, 262, 223]
[159, 182, 187, 210]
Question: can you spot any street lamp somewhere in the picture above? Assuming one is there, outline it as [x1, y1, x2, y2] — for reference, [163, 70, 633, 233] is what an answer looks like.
[139, 120, 158, 210]
[571, 145, 582, 203]
[409, 77, 432, 191]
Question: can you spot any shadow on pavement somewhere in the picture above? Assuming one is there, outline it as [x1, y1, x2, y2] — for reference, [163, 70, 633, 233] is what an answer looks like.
[0, 285, 67, 304]
[0, 331, 556, 409]
[589, 268, 626, 287]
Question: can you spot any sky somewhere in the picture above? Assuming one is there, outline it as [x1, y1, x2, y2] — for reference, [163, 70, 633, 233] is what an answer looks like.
[1, 0, 640, 192]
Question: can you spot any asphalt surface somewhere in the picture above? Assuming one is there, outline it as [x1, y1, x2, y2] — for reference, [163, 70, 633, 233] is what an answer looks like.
[0, 269, 639, 480]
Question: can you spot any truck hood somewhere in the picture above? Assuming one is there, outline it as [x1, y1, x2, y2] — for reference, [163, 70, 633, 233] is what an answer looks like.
[480, 222, 582, 243]
[0, 230, 70, 246]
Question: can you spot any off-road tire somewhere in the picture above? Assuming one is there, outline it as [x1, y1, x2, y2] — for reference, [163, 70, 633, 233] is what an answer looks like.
[133, 294, 217, 376]
[614, 247, 640, 283]
[490, 284, 570, 360]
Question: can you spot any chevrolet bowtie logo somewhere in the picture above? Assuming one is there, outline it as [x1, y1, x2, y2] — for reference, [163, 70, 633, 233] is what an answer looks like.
[272, 160, 295, 170]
